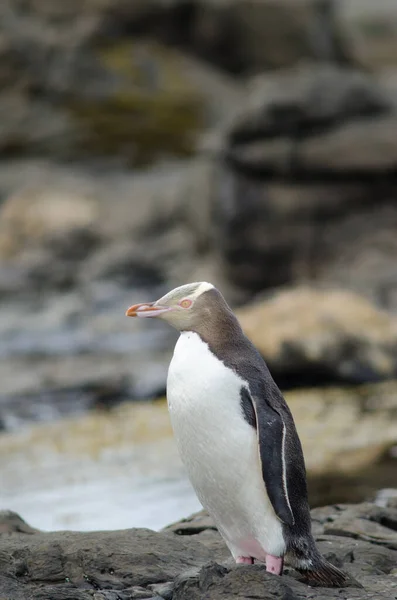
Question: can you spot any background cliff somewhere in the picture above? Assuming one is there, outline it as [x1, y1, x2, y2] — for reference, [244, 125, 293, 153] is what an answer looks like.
[1, 0, 397, 532]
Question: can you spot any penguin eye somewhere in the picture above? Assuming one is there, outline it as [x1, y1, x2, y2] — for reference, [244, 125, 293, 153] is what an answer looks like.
[179, 299, 192, 309]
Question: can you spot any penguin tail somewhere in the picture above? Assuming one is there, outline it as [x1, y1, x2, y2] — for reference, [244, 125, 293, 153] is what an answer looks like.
[296, 559, 352, 588]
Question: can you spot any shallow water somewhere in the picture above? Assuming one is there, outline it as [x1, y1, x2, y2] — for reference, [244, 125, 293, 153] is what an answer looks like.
[2, 387, 397, 533]
[0, 401, 201, 531]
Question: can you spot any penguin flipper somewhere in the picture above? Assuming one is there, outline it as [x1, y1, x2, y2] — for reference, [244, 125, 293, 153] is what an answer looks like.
[243, 387, 296, 527]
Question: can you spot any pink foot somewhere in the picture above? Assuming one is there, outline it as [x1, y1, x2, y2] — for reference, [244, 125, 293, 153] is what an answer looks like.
[236, 556, 254, 564]
[266, 554, 284, 575]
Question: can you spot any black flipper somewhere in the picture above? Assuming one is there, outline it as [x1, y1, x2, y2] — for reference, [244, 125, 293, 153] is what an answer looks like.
[242, 386, 295, 526]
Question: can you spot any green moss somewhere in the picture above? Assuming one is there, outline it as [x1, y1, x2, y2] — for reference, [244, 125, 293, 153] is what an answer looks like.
[68, 41, 204, 166]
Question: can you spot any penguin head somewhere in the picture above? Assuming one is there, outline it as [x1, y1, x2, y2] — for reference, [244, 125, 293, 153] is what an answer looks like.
[126, 281, 218, 330]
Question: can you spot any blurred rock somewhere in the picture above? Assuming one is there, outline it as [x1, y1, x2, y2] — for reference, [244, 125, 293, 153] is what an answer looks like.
[237, 287, 397, 386]
[0, 30, 205, 163]
[0, 158, 215, 294]
[287, 381, 397, 477]
[218, 65, 397, 306]
[0, 510, 38, 534]
[338, 1, 397, 69]
[0, 0, 364, 165]
[0, 0, 254, 165]
[0, 183, 99, 258]
[375, 489, 397, 509]
[226, 64, 389, 174]
[0, 0, 351, 77]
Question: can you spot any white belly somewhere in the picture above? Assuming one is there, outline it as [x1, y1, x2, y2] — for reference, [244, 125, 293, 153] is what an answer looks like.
[167, 331, 285, 559]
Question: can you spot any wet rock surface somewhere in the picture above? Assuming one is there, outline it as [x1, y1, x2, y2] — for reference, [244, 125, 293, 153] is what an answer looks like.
[1, 500, 397, 599]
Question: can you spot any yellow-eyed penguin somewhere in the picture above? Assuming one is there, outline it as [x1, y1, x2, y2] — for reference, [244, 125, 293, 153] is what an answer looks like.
[126, 282, 348, 586]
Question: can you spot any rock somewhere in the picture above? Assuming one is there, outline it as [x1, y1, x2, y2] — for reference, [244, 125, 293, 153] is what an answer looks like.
[1, 501, 397, 599]
[226, 64, 390, 174]
[237, 287, 397, 386]
[0, 524, 214, 600]
[0, 32, 204, 164]
[116, 0, 352, 72]
[216, 65, 397, 304]
[376, 489, 397, 508]
[0, 0, 351, 77]
[0, 181, 99, 258]
[0, 157, 216, 295]
[0, 156, 220, 425]
[164, 510, 217, 536]
[147, 581, 174, 599]
[286, 381, 397, 505]
[338, 1, 397, 69]
[300, 116, 397, 173]
[0, 0, 362, 164]
[0, 0, 250, 165]
[0, 510, 38, 534]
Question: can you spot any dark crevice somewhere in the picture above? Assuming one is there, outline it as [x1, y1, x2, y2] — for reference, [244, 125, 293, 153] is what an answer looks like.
[224, 152, 397, 183]
[270, 367, 388, 391]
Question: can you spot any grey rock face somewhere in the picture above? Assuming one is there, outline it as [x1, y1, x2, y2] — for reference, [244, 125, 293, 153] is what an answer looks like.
[217, 65, 397, 309]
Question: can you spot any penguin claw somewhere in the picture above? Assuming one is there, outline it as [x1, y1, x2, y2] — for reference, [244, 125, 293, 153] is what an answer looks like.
[266, 554, 284, 575]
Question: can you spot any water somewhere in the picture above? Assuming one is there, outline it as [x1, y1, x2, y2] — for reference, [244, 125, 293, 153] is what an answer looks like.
[0, 400, 202, 531]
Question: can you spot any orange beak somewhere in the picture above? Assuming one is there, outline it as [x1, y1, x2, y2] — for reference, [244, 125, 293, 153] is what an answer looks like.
[125, 302, 171, 318]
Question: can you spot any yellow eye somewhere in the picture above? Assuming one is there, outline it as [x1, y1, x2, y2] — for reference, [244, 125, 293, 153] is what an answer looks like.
[179, 299, 192, 309]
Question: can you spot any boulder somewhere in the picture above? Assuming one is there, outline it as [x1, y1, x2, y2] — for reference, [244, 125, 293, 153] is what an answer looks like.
[0, 0, 351, 77]
[1, 501, 397, 599]
[338, 1, 397, 69]
[237, 287, 397, 385]
[0, 40, 203, 165]
[294, 381, 397, 470]
[0, 0, 252, 165]
[217, 65, 397, 306]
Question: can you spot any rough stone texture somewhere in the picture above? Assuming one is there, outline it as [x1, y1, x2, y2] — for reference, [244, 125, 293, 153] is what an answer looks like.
[0, 522, 214, 600]
[2, 500, 396, 599]
[237, 287, 397, 386]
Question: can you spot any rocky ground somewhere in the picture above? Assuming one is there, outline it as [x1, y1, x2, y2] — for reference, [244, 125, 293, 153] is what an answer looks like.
[1, 497, 397, 599]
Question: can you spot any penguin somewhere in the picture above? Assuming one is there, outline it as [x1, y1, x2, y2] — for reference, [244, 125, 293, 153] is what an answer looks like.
[126, 282, 348, 586]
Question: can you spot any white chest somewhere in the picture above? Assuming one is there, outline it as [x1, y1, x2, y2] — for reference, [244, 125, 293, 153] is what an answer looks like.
[167, 331, 251, 439]
[167, 332, 257, 512]
[167, 331, 245, 417]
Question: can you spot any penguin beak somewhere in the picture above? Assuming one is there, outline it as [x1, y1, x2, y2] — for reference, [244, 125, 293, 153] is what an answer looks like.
[125, 302, 172, 318]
